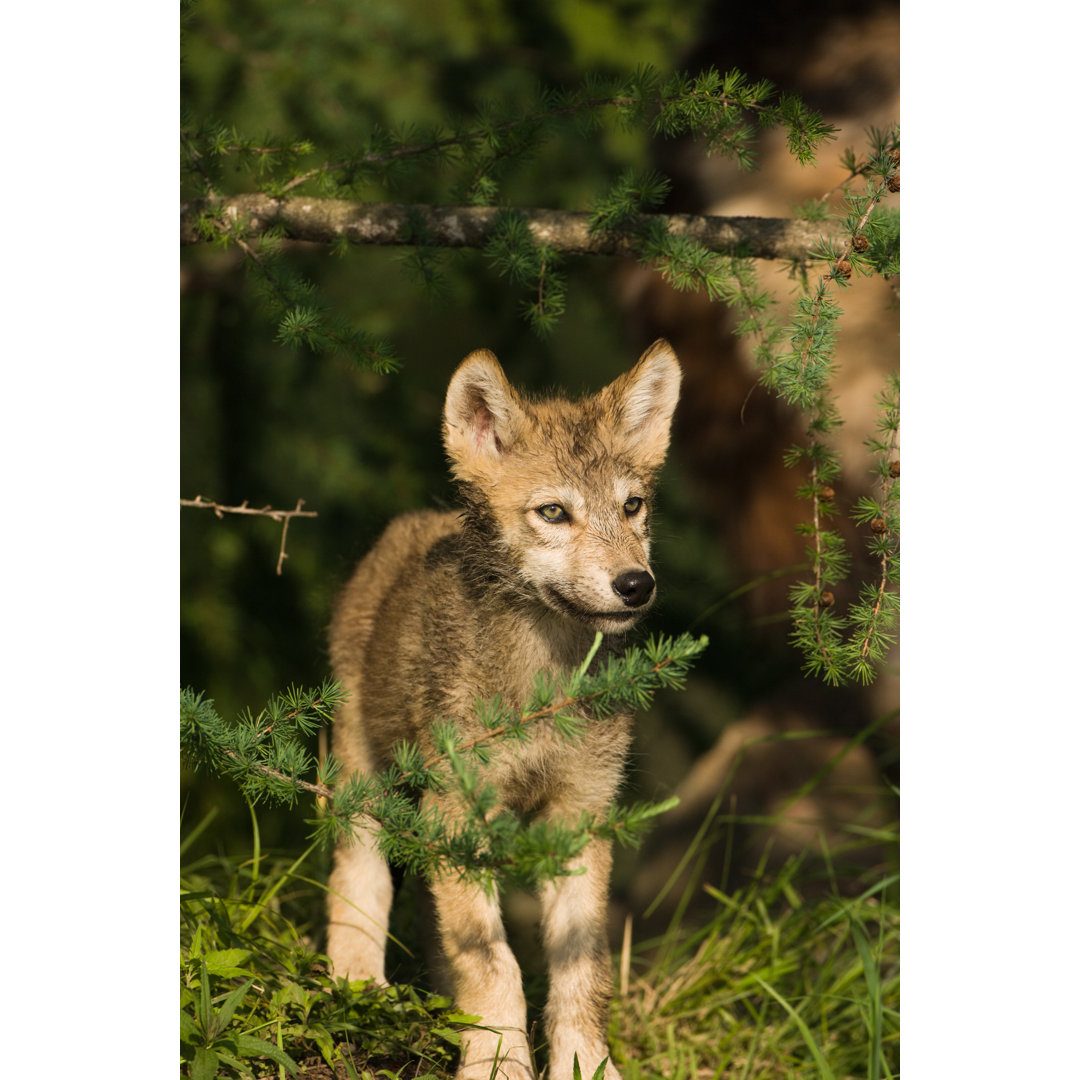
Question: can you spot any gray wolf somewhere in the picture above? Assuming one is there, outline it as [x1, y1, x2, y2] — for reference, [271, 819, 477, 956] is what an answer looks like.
[326, 340, 682, 1079]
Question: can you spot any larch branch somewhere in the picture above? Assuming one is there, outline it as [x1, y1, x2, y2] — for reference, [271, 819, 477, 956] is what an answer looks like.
[180, 195, 841, 262]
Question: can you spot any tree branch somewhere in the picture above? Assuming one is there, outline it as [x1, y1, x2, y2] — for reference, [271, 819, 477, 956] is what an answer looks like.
[180, 195, 841, 262]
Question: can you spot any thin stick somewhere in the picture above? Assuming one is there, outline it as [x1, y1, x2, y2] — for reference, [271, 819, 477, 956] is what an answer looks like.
[181, 495, 317, 575]
[620, 914, 633, 997]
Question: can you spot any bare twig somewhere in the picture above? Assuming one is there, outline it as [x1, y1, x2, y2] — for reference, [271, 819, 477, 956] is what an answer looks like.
[181, 495, 318, 574]
[807, 459, 835, 672]
[620, 914, 633, 998]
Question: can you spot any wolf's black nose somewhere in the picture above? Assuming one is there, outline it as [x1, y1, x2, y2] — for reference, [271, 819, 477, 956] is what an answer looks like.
[612, 570, 655, 608]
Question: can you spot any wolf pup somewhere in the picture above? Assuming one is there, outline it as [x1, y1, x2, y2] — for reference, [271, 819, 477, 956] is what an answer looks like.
[326, 340, 681, 1080]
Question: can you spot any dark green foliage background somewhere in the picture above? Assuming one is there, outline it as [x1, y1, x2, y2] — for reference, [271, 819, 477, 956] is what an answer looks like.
[181, 0, 894, 898]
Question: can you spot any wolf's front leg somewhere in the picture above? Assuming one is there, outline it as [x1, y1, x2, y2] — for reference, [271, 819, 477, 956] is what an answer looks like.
[540, 838, 622, 1080]
[431, 873, 535, 1080]
[326, 819, 394, 984]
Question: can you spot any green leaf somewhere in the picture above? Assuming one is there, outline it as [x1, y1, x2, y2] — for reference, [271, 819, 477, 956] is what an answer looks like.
[189, 1046, 219, 1080]
[430, 1025, 463, 1047]
[441, 1010, 483, 1024]
[234, 1033, 300, 1073]
[211, 978, 255, 1037]
[202, 948, 254, 978]
[179, 1008, 200, 1045]
[196, 959, 213, 1032]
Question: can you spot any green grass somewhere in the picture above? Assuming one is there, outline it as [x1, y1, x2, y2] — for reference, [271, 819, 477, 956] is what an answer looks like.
[611, 855, 899, 1079]
[181, 801, 898, 1079]
[181, 813, 472, 1079]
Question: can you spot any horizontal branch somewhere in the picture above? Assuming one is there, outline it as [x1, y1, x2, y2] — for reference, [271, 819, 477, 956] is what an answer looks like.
[180, 194, 839, 262]
[180, 494, 318, 522]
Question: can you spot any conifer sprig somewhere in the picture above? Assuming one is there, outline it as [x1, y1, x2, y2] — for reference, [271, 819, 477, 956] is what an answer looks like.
[757, 128, 899, 410]
[191, 207, 400, 373]
[760, 128, 900, 685]
[180, 633, 708, 891]
[182, 66, 838, 358]
[181, 122, 316, 193]
[183, 126, 398, 371]
[786, 377, 900, 685]
[181, 681, 347, 808]
[847, 375, 900, 683]
[484, 211, 567, 335]
[221, 65, 836, 201]
[817, 126, 901, 206]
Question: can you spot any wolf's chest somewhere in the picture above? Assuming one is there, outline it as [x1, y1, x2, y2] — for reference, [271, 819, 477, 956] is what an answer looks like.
[476, 708, 633, 817]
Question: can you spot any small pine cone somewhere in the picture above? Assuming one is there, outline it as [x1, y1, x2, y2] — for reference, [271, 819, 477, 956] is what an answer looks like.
[835, 259, 852, 279]
[820, 485, 836, 501]
[887, 175, 900, 193]
[890, 148, 900, 165]
[889, 460, 900, 478]
[820, 591, 835, 608]
[852, 235, 870, 253]
[870, 517, 888, 533]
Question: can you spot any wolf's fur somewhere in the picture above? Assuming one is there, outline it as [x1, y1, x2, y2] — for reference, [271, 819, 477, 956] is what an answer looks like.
[326, 340, 681, 1080]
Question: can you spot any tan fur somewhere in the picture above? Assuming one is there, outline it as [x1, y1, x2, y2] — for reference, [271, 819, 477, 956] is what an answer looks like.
[326, 340, 681, 1080]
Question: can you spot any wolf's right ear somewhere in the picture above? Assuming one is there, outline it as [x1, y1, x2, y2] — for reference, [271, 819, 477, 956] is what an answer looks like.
[603, 339, 682, 473]
[443, 349, 528, 481]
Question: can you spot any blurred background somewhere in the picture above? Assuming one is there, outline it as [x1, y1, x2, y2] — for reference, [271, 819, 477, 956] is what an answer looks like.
[181, 0, 899, 966]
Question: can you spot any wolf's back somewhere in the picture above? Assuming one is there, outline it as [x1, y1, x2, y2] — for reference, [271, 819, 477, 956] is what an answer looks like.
[330, 509, 460, 668]
[328, 508, 463, 771]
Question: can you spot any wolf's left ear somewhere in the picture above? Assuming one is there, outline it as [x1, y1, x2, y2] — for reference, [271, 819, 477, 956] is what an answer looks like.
[604, 339, 682, 472]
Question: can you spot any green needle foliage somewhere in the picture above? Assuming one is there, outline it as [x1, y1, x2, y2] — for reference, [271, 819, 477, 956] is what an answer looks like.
[483, 210, 568, 336]
[182, 680, 347, 809]
[784, 373, 900, 686]
[181, 60, 837, 369]
[745, 127, 901, 685]
[181, 64, 835, 207]
[181, 633, 708, 894]
[588, 169, 672, 234]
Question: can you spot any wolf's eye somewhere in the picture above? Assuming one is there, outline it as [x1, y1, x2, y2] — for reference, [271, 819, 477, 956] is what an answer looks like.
[536, 504, 569, 523]
[623, 497, 644, 517]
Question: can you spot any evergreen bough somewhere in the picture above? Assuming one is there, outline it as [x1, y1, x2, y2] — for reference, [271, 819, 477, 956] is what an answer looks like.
[181, 632, 708, 893]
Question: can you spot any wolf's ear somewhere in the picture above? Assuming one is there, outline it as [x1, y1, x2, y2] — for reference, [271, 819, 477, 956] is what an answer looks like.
[604, 339, 682, 472]
[443, 349, 528, 480]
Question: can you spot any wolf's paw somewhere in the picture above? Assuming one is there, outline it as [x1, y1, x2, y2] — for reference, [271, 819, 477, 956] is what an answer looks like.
[455, 1058, 536, 1080]
[455, 1030, 536, 1080]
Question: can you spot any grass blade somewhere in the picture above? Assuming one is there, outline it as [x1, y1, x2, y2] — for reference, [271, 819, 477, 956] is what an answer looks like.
[752, 975, 837, 1080]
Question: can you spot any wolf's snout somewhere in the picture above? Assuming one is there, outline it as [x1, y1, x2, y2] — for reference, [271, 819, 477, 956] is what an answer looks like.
[611, 569, 655, 608]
